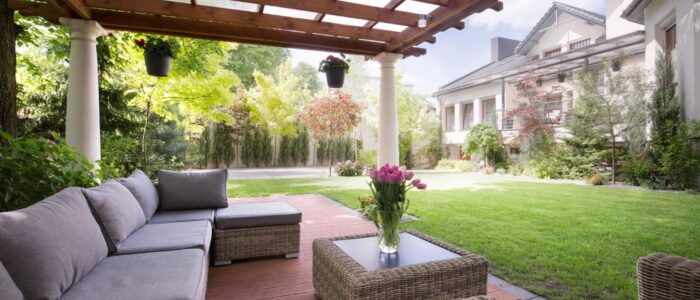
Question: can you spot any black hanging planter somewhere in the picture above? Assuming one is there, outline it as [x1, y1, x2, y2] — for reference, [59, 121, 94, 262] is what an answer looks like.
[611, 61, 622, 72]
[536, 78, 544, 87]
[325, 66, 346, 88]
[557, 73, 567, 83]
[144, 51, 172, 77]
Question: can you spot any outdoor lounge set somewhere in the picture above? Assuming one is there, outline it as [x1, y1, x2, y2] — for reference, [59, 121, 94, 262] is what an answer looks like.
[0, 169, 301, 300]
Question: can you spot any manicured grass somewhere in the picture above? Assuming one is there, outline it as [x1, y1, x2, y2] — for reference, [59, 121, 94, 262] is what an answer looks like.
[228, 176, 700, 300]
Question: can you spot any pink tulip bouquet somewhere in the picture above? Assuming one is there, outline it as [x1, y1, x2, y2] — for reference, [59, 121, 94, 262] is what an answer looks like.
[368, 164, 426, 253]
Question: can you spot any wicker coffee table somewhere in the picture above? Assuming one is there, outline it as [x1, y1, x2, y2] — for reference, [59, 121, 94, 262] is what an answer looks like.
[312, 230, 488, 300]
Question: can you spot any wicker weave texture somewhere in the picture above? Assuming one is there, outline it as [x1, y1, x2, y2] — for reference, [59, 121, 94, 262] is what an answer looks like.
[312, 230, 488, 300]
[213, 224, 300, 261]
[637, 253, 700, 300]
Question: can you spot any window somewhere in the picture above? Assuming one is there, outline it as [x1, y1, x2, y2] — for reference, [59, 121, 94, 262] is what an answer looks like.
[543, 47, 561, 58]
[481, 99, 496, 126]
[461, 103, 473, 130]
[665, 24, 676, 51]
[569, 39, 590, 51]
[444, 106, 455, 132]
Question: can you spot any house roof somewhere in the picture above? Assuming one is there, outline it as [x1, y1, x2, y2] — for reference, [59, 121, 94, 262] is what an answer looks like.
[435, 54, 533, 94]
[621, 0, 651, 25]
[514, 1, 606, 55]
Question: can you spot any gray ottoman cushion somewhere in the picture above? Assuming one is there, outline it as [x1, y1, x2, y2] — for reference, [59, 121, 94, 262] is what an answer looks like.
[0, 188, 108, 299]
[61, 249, 208, 300]
[116, 220, 212, 255]
[83, 180, 146, 249]
[215, 202, 301, 229]
[117, 169, 159, 220]
[148, 209, 215, 224]
[0, 261, 23, 300]
[158, 169, 228, 211]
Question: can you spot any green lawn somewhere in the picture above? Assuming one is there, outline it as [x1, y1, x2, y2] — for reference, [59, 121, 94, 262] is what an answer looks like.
[228, 175, 700, 299]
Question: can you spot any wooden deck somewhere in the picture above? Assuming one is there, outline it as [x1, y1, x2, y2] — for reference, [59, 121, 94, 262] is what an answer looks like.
[207, 194, 520, 300]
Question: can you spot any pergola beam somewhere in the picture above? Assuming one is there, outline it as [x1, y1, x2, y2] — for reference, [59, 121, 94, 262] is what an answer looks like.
[413, 0, 451, 5]
[84, 0, 399, 42]
[88, 10, 426, 57]
[60, 0, 91, 19]
[389, 0, 502, 53]
[236, 0, 420, 27]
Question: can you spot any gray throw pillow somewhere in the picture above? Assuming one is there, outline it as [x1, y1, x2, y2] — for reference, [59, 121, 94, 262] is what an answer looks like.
[83, 180, 146, 249]
[117, 169, 159, 220]
[0, 259, 24, 300]
[158, 169, 228, 210]
[0, 188, 108, 299]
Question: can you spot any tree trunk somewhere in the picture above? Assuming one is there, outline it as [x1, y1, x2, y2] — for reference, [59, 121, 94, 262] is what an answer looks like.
[611, 134, 616, 184]
[141, 100, 151, 171]
[328, 140, 333, 177]
[0, 3, 17, 144]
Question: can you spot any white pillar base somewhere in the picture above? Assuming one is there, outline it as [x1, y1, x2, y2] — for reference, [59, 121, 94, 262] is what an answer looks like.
[373, 52, 402, 167]
[60, 18, 106, 162]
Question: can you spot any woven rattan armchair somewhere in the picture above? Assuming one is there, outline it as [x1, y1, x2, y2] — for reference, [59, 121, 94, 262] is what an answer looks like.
[637, 253, 700, 300]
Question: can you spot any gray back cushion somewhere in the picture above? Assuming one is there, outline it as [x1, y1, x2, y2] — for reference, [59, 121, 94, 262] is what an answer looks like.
[158, 169, 229, 211]
[82, 180, 146, 249]
[117, 169, 159, 220]
[0, 261, 23, 300]
[0, 188, 108, 299]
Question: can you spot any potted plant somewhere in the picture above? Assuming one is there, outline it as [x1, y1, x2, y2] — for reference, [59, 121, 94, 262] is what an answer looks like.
[367, 165, 426, 253]
[611, 58, 623, 72]
[557, 72, 567, 83]
[135, 37, 178, 77]
[535, 77, 544, 87]
[319, 54, 350, 88]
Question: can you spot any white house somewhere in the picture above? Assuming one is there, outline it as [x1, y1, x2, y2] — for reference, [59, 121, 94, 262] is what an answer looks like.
[622, 0, 700, 122]
[434, 1, 647, 159]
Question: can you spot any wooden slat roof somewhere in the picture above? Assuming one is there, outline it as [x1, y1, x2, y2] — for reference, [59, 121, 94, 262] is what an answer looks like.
[11, 0, 502, 58]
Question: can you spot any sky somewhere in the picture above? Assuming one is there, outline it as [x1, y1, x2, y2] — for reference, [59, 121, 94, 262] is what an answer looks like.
[290, 0, 605, 98]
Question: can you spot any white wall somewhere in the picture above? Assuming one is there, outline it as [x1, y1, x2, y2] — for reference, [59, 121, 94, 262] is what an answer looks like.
[527, 12, 606, 58]
[643, 0, 700, 121]
[607, 0, 645, 38]
[438, 83, 502, 145]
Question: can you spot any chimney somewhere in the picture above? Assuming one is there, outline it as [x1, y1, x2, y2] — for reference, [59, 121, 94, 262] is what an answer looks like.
[491, 37, 520, 62]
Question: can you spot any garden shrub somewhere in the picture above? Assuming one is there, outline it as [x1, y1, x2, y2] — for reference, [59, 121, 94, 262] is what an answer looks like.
[359, 150, 377, 171]
[454, 160, 472, 172]
[335, 160, 364, 176]
[620, 157, 655, 186]
[509, 165, 524, 176]
[436, 159, 458, 170]
[0, 133, 99, 211]
[531, 156, 565, 179]
[480, 167, 494, 175]
[588, 173, 609, 185]
[496, 168, 507, 175]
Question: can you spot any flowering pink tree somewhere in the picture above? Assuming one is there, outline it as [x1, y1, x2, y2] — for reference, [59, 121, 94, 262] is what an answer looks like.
[300, 92, 364, 176]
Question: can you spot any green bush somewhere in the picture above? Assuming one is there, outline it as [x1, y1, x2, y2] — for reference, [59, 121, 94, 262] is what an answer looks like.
[510, 165, 524, 176]
[496, 168, 507, 175]
[359, 150, 377, 170]
[436, 159, 458, 170]
[531, 157, 565, 179]
[0, 133, 99, 211]
[620, 157, 661, 188]
[454, 160, 472, 172]
[335, 160, 364, 176]
[588, 173, 609, 185]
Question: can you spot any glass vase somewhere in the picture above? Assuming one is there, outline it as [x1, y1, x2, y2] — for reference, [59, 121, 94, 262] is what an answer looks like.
[377, 209, 401, 254]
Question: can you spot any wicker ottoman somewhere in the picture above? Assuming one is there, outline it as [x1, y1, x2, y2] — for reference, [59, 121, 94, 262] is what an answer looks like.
[312, 230, 488, 300]
[213, 202, 301, 265]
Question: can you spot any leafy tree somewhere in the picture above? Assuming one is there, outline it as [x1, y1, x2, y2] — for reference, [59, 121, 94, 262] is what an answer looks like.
[572, 66, 648, 182]
[225, 44, 290, 87]
[415, 109, 443, 168]
[301, 92, 364, 176]
[462, 124, 502, 167]
[293, 62, 321, 94]
[508, 74, 560, 158]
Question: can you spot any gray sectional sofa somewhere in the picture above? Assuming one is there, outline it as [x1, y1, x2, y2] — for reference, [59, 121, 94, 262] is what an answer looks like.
[0, 169, 233, 300]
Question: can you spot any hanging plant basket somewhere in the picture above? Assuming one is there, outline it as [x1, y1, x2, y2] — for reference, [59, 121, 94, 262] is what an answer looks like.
[319, 55, 350, 89]
[557, 72, 567, 83]
[135, 37, 178, 77]
[325, 66, 346, 88]
[144, 51, 172, 77]
[611, 60, 622, 72]
[536, 77, 544, 87]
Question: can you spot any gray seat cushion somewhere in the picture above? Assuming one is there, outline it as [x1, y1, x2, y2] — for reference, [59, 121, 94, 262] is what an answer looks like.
[215, 202, 302, 229]
[82, 180, 146, 249]
[0, 188, 108, 300]
[61, 249, 208, 300]
[116, 220, 212, 255]
[158, 169, 228, 211]
[148, 209, 215, 224]
[117, 169, 159, 220]
[0, 261, 23, 300]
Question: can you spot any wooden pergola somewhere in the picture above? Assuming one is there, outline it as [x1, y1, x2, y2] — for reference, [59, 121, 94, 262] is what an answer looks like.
[11, 0, 502, 58]
[8, 0, 502, 166]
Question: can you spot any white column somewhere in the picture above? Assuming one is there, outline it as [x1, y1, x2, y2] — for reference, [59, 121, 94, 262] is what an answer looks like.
[374, 52, 402, 167]
[454, 102, 462, 131]
[495, 94, 503, 129]
[473, 98, 482, 125]
[60, 18, 106, 162]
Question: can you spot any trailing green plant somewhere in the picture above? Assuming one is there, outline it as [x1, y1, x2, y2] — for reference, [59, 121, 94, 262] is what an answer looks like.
[318, 54, 350, 74]
[134, 37, 179, 58]
[0, 132, 99, 211]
